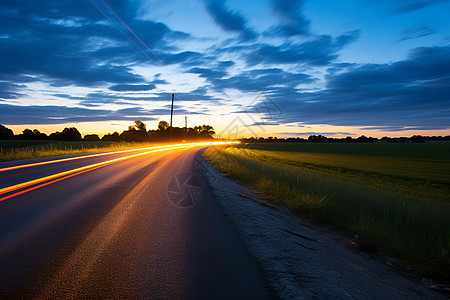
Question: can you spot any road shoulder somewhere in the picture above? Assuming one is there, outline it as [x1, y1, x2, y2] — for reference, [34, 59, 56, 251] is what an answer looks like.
[199, 154, 445, 299]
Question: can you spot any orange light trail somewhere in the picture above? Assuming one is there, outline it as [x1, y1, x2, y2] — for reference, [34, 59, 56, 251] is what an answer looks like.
[0, 166, 103, 202]
[0, 144, 196, 173]
[0, 141, 238, 202]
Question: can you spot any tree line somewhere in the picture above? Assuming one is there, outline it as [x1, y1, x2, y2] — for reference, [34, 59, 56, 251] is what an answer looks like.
[240, 134, 450, 143]
[0, 121, 215, 142]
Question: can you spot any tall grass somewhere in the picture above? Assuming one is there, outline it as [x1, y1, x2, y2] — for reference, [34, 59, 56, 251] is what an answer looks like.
[205, 146, 450, 280]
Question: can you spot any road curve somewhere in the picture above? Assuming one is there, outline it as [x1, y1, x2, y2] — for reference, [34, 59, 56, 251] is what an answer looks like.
[0, 145, 270, 299]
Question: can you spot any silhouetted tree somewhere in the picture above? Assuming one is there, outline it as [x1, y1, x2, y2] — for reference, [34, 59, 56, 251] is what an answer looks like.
[102, 132, 121, 141]
[356, 135, 370, 143]
[18, 128, 48, 140]
[308, 135, 327, 142]
[134, 120, 146, 131]
[33, 129, 48, 140]
[21, 129, 35, 139]
[158, 121, 169, 131]
[59, 127, 82, 141]
[49, 131, 61, 140]
[120, 122, 150, 142]
[0, 124, 14, 139]
[193, 125, 215, 138]
[411, 135, 425, 143]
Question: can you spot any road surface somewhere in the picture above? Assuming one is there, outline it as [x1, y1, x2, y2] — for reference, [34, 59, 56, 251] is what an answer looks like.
[0, 144, 270, 299]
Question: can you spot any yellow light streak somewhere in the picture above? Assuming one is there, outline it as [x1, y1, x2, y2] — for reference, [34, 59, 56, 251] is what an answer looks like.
[0, 141, 239, 173]
[0, 141, 239, 201]
[0, 144, 195, 173]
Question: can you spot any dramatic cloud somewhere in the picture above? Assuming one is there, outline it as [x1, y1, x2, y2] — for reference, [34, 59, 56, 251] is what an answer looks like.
[109, 84, 156, 92]
[399, 26, 435, 41]
[188, 67, 314, 93]
[0, 104, 157, 125]
[0, 0, 189, 91]
[0, 1, 448, 135]
[0, 82, 25, 99]
[254, 45, 450, 129]
[236, 31, 360, 66]
[391, 0, 449, 13]
[267, 0, 310, 36]
[203, 0, 256, 40]
[361, 126, 444, 131]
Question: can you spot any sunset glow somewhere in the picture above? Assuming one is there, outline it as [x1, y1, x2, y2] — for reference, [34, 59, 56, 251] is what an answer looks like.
[0, 0, 448, 138]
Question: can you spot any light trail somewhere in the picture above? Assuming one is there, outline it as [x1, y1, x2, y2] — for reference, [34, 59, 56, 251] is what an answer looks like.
[0, 145, 190, 201]
[0, 144, 196, 173]
[0, 142, 238, 173]
[0, 141, 238, 202]
[99, 0, 164, 64]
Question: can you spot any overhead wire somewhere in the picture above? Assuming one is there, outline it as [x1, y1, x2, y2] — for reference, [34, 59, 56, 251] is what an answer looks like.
[89, 0, 157, 64]
[99, 0, 164, 65]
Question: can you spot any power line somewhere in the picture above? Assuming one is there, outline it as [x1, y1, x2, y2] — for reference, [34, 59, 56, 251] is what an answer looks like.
[99, 0, 164, 65]
[89, 0, 159, 64]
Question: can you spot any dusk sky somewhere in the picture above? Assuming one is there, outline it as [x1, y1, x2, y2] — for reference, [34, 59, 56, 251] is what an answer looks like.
[1, 0, 449, 138]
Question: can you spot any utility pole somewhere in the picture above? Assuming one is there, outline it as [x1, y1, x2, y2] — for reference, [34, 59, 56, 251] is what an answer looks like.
[170, 93, 174, 127]
[170, 93, 174, 141]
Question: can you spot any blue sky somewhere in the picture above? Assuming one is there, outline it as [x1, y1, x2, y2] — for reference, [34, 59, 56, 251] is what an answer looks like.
[1, 0, 449, 137]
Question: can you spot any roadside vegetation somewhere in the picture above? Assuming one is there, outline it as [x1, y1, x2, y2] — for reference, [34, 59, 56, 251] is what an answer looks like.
[204, 142, 450, 280]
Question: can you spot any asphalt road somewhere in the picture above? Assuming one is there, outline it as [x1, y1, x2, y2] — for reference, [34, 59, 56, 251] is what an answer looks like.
[0, 146, 270, 299]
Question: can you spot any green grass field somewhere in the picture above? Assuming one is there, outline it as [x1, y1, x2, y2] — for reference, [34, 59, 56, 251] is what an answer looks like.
[0, 140, 155, 162]
[204, 142, 450, 280]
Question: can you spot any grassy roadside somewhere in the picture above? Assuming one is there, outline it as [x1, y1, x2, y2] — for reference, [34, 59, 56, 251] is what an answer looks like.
[0, 140, 158, 162]
[204, 144, 450, 280]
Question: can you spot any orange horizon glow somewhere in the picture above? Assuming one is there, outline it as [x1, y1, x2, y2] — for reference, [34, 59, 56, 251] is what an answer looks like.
[4, 121, 450, 140]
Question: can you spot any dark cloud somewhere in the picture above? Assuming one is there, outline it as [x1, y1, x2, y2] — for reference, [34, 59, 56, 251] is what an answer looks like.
[218, 60, 235, 70]
[51, 90, 219, 108]
[399, 26, 435, 41]
[361, 126, 445, 131]
[253, 45, 450, 130]
[0, 0, 190, 91]
[0, 103, 157, 125]
[188, 67, 314, 93]
[391, 0, 449, 13]
[159, 51, 213, 66]
[0, 82, 25, 99]
[226, 31, 360, 66]
[267, 0, 309, 36]
[109, 84, 156, 91]
[203, 0, 256, 41]
[1, 0, 448, 134]
[141, 106, 204, 117]
[251, 121, 281, 126]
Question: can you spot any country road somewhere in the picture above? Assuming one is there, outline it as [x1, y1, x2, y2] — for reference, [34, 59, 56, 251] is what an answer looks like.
[0, 144, 271, 299]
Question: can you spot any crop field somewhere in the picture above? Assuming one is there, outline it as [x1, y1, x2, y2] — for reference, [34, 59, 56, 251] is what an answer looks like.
[204, 142, 450, 279]
[0, 140, 153, 162]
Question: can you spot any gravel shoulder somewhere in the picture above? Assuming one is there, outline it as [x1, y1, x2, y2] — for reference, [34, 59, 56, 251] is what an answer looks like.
[199, 154, 445, 299]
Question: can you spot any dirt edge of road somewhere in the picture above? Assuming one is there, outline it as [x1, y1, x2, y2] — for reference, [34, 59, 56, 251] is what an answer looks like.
[199, 154, 445, 299]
